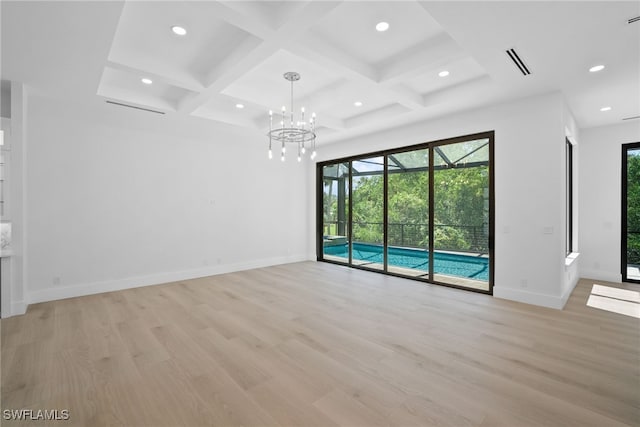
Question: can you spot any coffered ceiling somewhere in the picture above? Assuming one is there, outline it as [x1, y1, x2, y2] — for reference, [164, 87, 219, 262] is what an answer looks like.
[2, 1, 639, 144]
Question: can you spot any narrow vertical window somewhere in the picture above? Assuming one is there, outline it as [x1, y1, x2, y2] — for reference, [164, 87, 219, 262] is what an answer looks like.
[566, 138, 574, 256]
[622, 142, 640, 283]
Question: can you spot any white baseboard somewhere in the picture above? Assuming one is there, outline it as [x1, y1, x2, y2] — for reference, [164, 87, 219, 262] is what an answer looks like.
[579, 270, 622, 284]
[494, 286, 565, 310]
[11, 300, 27, 316]
[559, 275, 580, 309]
[27, 255, 308, 306]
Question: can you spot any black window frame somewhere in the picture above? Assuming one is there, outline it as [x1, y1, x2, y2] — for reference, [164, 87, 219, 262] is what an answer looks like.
[622, 141, 640, 283]
[566, 138, 574, 256]
[316, 131, 495, 295]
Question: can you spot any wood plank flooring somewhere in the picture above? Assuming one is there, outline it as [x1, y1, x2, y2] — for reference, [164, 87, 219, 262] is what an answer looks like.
[1, 261, 639, 426]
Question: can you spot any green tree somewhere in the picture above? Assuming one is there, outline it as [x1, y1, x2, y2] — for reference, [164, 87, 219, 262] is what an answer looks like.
[352, 175, 384, 244]
[346, 164, 488, 252]
[627, 152, 640, 264]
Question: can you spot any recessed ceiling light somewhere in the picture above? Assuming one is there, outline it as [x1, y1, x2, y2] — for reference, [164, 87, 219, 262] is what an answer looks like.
[600, 106, 612, 112]
[376, 22, 389, 32]
[589, 64, 605, 73]
[236, 103, 244, 109]
[354, 101, 363, 107]
[171, 26, 187, 36]
[438, 70, 450, 77]
[141, 78, 153, 85]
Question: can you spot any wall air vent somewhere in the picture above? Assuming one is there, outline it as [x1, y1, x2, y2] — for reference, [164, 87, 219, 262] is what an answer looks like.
[106, 100, 165, 115]
[622, 115, 640, 121]
[506, 48, 531, 76]
[628, 16, 640, 24]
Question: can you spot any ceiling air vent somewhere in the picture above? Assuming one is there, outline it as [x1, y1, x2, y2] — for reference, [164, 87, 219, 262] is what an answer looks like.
[506, 48, 531, 76]
[106, 100, 165, 115]
[628, 16, 640, 24]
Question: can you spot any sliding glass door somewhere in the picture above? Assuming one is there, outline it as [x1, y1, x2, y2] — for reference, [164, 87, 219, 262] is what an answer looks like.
[351, 157, 385, 271]
[322, 162, 349, 263]
[433, 139, 490, 290]
[387, 149, 430, 277]
[622, 142, 640, 283]
[317, 131, 494, 294]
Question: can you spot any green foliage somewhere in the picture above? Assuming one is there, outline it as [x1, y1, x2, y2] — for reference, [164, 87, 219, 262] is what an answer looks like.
[627, 152, 640, 264]
[433, 166, 488, 229]
[352, 175, 384, 244]
[435, 226, 471, 251]
[323, 159, 489, 253]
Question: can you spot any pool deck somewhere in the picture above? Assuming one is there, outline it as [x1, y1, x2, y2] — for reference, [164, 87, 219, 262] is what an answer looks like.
[322, 255, 489, 291]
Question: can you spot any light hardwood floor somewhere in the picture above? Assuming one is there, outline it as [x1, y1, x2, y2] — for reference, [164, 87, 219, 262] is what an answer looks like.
[1, 261, 639, 426]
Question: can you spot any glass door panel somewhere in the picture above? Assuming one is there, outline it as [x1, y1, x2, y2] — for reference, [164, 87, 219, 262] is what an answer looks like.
[433, 139, 490, 291]
[322, 162, 350, 263]
[387, 149, 430, 278]
[623, 144, 640, 282]
[352, 157, 384, 270]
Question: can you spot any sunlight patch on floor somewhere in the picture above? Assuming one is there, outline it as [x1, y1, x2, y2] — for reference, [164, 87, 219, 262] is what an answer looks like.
[587, 284, 640, 319]
[627, 265, 640, 281]
[591, 284, 640, 303]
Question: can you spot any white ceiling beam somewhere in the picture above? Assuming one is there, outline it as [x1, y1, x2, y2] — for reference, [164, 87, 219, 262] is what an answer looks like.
[276, 1, 342, 35]
[179, 1, 342, 116]
[296, 79, 351, 111]
[285, 35, 378, 83]
[202, 35, 264, 88]
[316, 114, 346, 131]
[178, 40, 280, 114]
[204, 1, 276, 41]
[286, 38, 426, 113]
[378, 34, 467, 85]
[345, 103, 410, 129]
[422, 75, 493, 106]
[387, 84, 424, 110]
[192, 110, 259, 130]
[105, 60, 204, 93]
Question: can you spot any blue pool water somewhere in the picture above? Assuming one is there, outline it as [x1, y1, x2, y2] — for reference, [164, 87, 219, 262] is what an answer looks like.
[324, 242, 488, 281]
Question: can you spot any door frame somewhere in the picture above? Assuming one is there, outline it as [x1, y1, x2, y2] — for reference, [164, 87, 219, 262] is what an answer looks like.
[621, 141, 640, 283]
[316, 130, 494, 295]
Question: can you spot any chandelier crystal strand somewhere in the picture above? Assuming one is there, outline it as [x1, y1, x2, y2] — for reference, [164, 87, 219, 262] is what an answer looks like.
[301, 107, 306, 154]
[281, 106, 285, 161]
[266, 72, 317, 162]
[268, 110, 273, 159]
[311, 112, 317, 159]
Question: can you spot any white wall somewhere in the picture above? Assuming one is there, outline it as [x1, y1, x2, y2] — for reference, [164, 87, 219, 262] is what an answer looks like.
[16, 89, 606, 312]
[579, 121, 640, 282]
[24, 94, 309, 306]
[309, 92, 575, 308]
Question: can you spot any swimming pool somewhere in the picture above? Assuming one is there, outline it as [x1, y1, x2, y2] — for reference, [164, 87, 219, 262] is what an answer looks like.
[324, 242, 488, 281]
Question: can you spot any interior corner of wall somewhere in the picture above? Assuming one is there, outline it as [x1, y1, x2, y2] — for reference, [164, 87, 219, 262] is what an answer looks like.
[10, 300, 28, 317]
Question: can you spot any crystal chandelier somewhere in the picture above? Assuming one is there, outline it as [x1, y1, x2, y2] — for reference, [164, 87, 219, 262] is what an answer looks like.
[268, 72, 317, 162]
